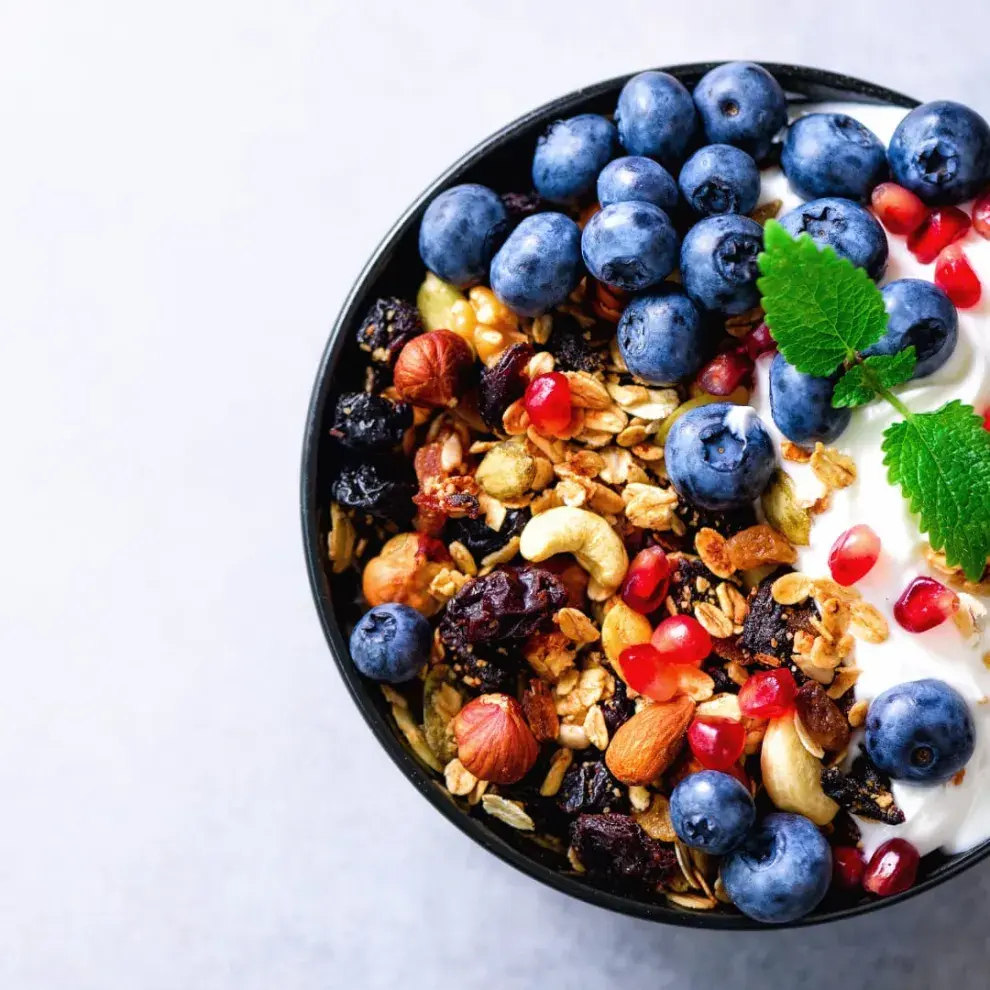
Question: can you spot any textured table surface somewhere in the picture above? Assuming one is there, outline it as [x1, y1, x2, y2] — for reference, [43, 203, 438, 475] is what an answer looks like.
[3, 2, 990, 987]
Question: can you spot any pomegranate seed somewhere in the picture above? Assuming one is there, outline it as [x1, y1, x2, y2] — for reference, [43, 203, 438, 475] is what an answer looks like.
[894, 576, 960, 633]
[871, 182, 929, 236]
[618, 644, 681, 702]
[935, 244, 983, 308]
[742, 322, 777, 360]
[974, 189, 990, 239]
[832, 846, 867, 890]
[697, 349, 753, 396]
[738, 668, 797, 718]
[524, 372, 572, 435]
[650, 615, 712, 667]
[828, 524, 881, 586]
[907, 206, 971, 264]
[621, 546, 671, 614]
[862, 839, 920, 897]
[983, 408, 990, 432]
[687, 716, 746, 771]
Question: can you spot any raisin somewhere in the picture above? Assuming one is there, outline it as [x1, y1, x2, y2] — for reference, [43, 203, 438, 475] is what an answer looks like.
[821, 756, 906, 825]
[356, 297, 423, 365]
[666, 554, 729, 616]
[740, 572, 819, 662]
[546, 313, 607, 374]
[704, 657, 740, 695]
[795, 681, 850, 752]
[600, 677, 635, 735]
[478, 342, 534, 431]
[447, 645, 515, 695]
[330, 461, 417, 521]
[501, 191, 547, 223]
[558, 760, 625, 815]
[329, 391, 412, 452]
[439, 566, 567, 653]
[570, 814, 677, 883]
[446, 510, 527, 559]
[675, 500, 757, 541]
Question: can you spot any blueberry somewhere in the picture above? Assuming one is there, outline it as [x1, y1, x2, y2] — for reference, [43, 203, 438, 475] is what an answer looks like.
[614, 70, 698, 168]
[581, 201, 679, 292]
[418, 183, 509, 289]
[720, 813, 832, 924]
[670, 771, 756, 855]
[490, 212, 582, 317]
[865, 678, 976, 784]
[888, 100, 990, 205]
[679, 144, 760, 217]
[680, 214, 763, 315]
[779, 197, 889, 281]
[692, 61, 787, 162]
[665, 402, 776, 511]
[782, 113, 887, 201]
[616, 287, 707, 384]
[768, 354, 852, 444]
[862, 279, 959, 378]
[532, 114, 617, 204]
[597, 156, 678, 211]
[349, 603, 431, 683]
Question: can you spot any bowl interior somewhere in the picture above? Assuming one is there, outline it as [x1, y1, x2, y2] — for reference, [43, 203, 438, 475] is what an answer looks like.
[301, 62, 989, 928]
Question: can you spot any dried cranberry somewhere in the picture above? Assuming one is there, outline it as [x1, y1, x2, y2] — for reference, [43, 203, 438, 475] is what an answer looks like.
[439, 566, 567, 653]
[329, 391, 412, 452]
[558, 761, 624, 814]
[546, 313, 607, 374]
[446, 510, 527, 559]
[478, 342, 534, 431]
[330, 461, 417, 521]
[355, 297, 423, 364]
[570, 814, 677, 883]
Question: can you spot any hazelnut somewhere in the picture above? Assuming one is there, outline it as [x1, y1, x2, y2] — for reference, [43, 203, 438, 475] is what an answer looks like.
[394, 330, 473, 408]
[361, 532, 448, 617]
[452, 693, 539, 784]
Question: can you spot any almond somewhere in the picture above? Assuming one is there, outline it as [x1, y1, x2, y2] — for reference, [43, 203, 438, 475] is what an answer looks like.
[605, 696, 695, 785]
[452, 693, 539, 784]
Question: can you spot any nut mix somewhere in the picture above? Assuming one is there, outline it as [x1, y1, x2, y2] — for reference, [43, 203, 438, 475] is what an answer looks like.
[325, 64, 990, 924]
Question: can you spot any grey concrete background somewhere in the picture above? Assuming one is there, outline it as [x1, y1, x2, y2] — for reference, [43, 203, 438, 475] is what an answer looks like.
[2, 1, 990, 987]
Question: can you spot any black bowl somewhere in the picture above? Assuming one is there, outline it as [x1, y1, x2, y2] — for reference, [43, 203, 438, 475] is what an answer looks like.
[301, 62, 990, 928]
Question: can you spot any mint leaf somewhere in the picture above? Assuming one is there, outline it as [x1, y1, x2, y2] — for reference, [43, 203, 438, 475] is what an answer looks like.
[883, 401, 990, 580]
[757, 220, 889, 377]
[832, 349, 918, 409]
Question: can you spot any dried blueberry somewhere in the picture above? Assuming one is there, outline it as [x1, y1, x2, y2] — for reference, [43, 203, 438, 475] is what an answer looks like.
[740, 572, 820, 661]
[558, 761, 625, 815]
[330, 461, 417, 521]
[821, 756, 906, 826]
[546, 313, 608, 374]
[445, 510, 528, 561]
[570, 814, 677, 883]
[356, 297, 423, 364]
[478, 342, 534, 431]
[329, 392, 412, 452]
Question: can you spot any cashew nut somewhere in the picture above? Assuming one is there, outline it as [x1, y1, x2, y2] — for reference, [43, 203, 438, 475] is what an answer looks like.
[760, 714, 839, 826]
[519, 506, 628, 600]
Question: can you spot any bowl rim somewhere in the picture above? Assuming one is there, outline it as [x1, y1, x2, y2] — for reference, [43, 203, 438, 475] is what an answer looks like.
[301, 61, 990, 929]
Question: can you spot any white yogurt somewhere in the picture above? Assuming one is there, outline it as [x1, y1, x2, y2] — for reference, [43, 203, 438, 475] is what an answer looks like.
[751, 102, 990, 857]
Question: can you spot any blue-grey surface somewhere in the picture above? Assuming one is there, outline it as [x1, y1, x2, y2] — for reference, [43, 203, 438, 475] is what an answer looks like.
[2, 1, 990, 987]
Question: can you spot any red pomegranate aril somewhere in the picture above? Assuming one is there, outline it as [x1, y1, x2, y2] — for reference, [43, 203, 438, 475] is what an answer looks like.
[907, 206, 971, 264]
[618, 644, 680, 702]
[983, 408, 990, 432]
[650, 615, 713, 667]
[893, 576, 960, 633]
[862, 839, 920, 897]
[742, 322, 777, 360]
[871, 182, 929, 236]
[832, 846, 867, 890]
[828, 524, 881, 586]
[935, 244, 982, 308]
[697, 349, 753, 396]
[524, 372, 572, 435]
[738, 668, 797, 719]
[621, 546, 672, 614]
[688, 716, 747, 771]
[974, 189, 990, 239]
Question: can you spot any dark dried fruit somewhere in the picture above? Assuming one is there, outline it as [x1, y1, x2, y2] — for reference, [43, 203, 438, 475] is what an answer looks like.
[558, 761, 624, 815]
[329, 391, 412, 451]
[546, 313, 608, 374]
[439, 566, 567, 653]
[356, 297, 423, 364]
[522, 678, 559, 742]
[501, 191, 547, 222]
[447, 647, 515, 695]
[740, 572, 819, 661]
[675, 500, 757, 541]
[795, 681, 850, 752]
[821, 756, 906, 826]
[445, 510, 527, 559]
[570, 814, 677, 883]
[600, 677, 635, 735]
[704, 658, 741, 695]
[330, 461, 417, 521]
[478, 342, 533, 430]
[666, 554, 732, 616]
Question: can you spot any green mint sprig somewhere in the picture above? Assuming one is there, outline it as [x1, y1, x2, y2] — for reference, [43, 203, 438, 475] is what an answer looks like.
[757, 219, 990, 581]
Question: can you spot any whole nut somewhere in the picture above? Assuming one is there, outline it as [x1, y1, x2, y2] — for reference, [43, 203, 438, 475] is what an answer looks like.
[760, 713, 839, 825]
[394, 329, 473, 408]
[475, 441, 536, 500]
[361, 532, 447, 617]
[605, 696, 695, 785]
[452, 693, 539, 784]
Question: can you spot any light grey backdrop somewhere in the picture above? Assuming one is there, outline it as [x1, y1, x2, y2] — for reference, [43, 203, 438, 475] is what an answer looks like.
[3, 1, 990, 988]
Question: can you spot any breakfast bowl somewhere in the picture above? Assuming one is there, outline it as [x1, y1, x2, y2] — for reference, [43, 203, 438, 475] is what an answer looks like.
[301, 62, 990, 928]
